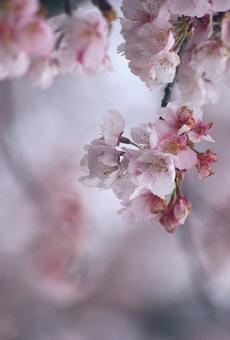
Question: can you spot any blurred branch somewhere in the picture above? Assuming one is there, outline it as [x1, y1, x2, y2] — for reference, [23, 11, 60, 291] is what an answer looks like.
[91, 0, 116, 22]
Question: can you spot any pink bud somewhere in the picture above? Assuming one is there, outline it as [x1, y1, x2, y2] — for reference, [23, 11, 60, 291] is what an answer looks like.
[173, 197, 192, 225]
[196, 149, 218, 178]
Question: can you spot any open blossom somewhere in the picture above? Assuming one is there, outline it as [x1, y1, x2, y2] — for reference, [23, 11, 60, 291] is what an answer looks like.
[80, 139, 121, 189]
[29, 8, 109, 87]
[65, 9, 109, 74]
[127, 149, 176, 198]
[102, 110, 125, 146]
[119, 190, 167, 224]
[196, 150, 218, 178]
[190, 41, 229, 82]
[120, 0, 179, 88]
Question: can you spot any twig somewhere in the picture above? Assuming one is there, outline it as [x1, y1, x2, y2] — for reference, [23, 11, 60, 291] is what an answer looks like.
[161, 36, 190, 107]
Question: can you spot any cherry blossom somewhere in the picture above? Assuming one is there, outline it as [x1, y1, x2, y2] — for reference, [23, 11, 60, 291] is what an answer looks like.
[29, 8, 109, 87]
[160, 193, 192, 233]
[0, 0, 54, 79]
[119, 190, 167, 224]
[120, 0, 178, 88]
[102, 110, 125, 146]
[81, 106, 216, 232]
[127, 149, 176, 198]
[80, 139, 121, 189]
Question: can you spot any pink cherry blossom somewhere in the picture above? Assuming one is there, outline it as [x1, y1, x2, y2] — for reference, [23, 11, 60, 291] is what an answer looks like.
[127, 149, 176, 198]
[80, 139, 121, 189]
[16, 18, 54, 57]
[102, 110, 125, 146]
[190, 40, 229, 82]
[157, 103, 202, 135]
[157, 134, 197, 170]
[65, 9, 109, 74]
[119, 190, 167, 224]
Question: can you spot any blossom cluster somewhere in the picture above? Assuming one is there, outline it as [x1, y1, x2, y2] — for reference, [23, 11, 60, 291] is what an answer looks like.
[0, 0, 109, 86]
[80, 106, 217, 232]
[175, 13, 230, 106]
[120, 0, 230, 91]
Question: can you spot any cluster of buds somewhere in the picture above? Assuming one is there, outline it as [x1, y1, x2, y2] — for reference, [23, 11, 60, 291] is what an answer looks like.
[81, 103, 217, 233]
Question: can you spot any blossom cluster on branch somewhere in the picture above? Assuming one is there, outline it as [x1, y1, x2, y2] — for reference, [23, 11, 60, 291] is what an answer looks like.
[80, 0, 230, 232]
[0, 0, 110, 87]
[80, 106, 217, 233]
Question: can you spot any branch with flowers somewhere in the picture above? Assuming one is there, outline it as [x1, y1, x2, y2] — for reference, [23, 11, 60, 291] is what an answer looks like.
[1, 0, 230, 233]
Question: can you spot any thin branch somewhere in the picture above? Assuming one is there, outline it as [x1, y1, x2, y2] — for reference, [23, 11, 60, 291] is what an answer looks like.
[161, 36, 190, 108]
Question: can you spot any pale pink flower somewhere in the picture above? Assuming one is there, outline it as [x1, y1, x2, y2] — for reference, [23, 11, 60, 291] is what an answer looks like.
[190, 41, 229, 82]
[121, 0, 169, 24]
[128, 50, 179, 88]
[102, 110, 125, 146]
[138, 19, 174, 55]
[131, 125, 150, 146]
[196, 150, 218, 178]
[127, 149, 176, 198]
[112, 158, 136, 204]
[119, 190, 167, 224]
[157, 102, 203, 135]
[175, 68, 220, 106]
[80, 139, 121, 189]
[16, 18, 54, 57]
[65, 9, 108, 73]
[157, 134, 197, 170]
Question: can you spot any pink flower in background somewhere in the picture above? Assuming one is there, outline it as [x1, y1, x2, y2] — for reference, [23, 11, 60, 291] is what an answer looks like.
[16, 18, 54, 57]
[0, 0, 54, 79]
[65, 9, 108, 74]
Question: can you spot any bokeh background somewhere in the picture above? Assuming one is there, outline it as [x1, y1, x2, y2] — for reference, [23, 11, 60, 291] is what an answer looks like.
[0, 1, 230, 339]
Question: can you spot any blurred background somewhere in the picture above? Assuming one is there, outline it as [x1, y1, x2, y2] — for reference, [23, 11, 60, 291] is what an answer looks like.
[0, 0, 230, 339]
